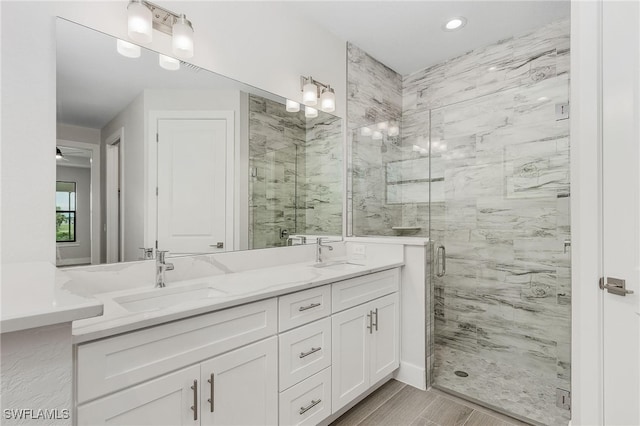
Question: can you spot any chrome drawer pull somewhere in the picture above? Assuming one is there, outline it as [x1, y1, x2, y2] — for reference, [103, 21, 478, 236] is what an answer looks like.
[190, 379, 198, 421]
[299, 399, 321, 415]
[299, 302, 321, 312]
[372, 308, 378, 331]
[299, 347, 321, 358]
[367, 311, 373, 334]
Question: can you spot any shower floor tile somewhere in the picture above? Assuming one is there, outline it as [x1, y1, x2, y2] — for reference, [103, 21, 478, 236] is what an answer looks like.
[433, 345, 571, 426]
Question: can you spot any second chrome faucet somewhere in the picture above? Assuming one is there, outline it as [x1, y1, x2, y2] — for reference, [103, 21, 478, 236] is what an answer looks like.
[316, 237, 334, 264]
[156, 250, 174, 288]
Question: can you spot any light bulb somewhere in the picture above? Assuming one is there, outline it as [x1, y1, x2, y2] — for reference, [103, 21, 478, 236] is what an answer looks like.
[172, 14, 194, 59]
[320, 87, 336, 112]
[286, 99, 300, 113]
[127, 0, 152, 44]
[360, 127, 372, 137]
[305, 106, 318, 118]
[302, 81, 318, 106]
[444, 17, 467, 31]
[159, 54, 180, 71]
[117, 39, 141, 58]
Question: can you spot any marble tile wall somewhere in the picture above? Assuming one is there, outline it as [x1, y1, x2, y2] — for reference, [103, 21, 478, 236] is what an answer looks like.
[348, 18, 571, 426]
[249, 95, 343, 249]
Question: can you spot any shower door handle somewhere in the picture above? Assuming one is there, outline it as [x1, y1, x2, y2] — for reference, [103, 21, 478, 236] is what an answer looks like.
[435, 244, 446, 277]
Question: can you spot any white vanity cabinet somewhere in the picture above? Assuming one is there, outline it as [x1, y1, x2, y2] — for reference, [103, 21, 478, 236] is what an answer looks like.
[331, 270, 400, 414]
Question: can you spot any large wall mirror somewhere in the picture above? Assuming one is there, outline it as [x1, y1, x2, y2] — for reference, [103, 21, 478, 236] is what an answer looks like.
[55, 18, 343, 266]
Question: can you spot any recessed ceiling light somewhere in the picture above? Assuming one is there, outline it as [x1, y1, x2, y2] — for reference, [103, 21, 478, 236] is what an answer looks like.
[444, 17, 467, 31]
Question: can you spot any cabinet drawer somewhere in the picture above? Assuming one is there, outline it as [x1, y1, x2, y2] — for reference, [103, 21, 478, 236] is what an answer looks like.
[278, 285, 331, 332]
[77, 298, 277, 404]
[279, 318, 331, 391]
[279, 367, 332, 426]
[332, 268, 400, 313]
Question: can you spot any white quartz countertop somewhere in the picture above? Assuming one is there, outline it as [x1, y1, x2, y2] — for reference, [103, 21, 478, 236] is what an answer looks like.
[72, 259, 403, 343]
[1, 262, 104, 333]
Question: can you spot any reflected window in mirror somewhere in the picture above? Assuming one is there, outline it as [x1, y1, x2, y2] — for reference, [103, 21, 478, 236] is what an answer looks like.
[56, 181, 77, 243]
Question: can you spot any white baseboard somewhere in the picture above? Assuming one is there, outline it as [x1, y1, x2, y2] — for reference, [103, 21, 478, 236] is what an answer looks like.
[395, 361, 426, 390]
[57, 257, 91, 266]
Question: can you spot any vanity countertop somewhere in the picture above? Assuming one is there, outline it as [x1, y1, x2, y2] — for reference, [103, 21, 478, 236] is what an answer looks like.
[72, 259, 403, 344]
[1, 262, 104, 333]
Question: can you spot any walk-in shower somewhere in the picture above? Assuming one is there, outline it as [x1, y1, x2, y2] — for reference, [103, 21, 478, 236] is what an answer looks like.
[349, 17, 571, 426]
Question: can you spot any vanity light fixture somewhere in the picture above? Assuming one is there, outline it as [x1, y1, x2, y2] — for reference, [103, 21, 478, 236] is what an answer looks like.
[286, 99, 301, 112]
[117, 39, 141, 58]
[159, 54, 180, 71]
[300, 76, 336, 112]
[126, 0, 195, 58]
[305, 106, 318, 118]
[443, 17, 467, 31]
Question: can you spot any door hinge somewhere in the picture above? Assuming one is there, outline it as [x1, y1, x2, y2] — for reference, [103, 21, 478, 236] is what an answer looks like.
[156, 133, 159, 142]
[556, 388, 571, 410]
[156, 187, 159, 196]
[155, 240, 158, 249]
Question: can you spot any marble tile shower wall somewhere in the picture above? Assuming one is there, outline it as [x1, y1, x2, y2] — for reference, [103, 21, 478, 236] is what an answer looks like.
[249, 95, 343, 249]
[249, 95, 305, 249]
[348, 18, 570, 425]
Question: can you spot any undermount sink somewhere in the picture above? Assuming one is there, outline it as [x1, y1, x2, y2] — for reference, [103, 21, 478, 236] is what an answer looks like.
[114, 283, 228, 313]
[313, 261, 362, 271]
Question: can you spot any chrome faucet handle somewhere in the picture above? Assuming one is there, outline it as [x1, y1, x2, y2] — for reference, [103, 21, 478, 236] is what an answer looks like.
[317, 237, 334, 250]
[139, 247, 154, 260]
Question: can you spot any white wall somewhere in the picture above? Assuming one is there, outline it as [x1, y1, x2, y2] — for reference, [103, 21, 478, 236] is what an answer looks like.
[0, 1, 346, 265]
[57, 124, 101, 145]
[56, 166, 91, 265]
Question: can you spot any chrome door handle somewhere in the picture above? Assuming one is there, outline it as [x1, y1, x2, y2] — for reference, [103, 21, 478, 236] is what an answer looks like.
[190, 379, 198, 421]
[563, 239, 571, 253]
[299, 302, 321, 311]
[207, 373, 214, 412]
[600, 277, 634, 296]
[435, 244, 446, 277]
[367, 311, 373, 334]
[372, 308, 378, 331]
[299, 399, 321, 415]
[299, 347, 321, 358]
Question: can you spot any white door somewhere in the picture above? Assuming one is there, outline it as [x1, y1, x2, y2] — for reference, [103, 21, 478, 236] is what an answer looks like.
[602, 1, 640, 425]
[105, 142, 121, 263]
[199, 337, 278, 426]
[157, 118, 228, 255]
[369, 294, 400, 384]
[77, 365, 199, 425]
[331, 303, 370, 413]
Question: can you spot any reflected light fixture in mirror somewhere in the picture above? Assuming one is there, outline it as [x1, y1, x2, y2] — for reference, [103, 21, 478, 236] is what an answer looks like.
[305, 106, 318, 118]
[127, 0, 152, 43]
[159, 54, 180, 70]
[117, 39, 141, 58]
[286, 99, 300, 112]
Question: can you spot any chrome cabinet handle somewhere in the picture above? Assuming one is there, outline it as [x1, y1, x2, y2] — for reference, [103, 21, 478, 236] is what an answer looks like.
[190, 379, 198, 421]
[299, 347, 321, 358]
[299, 399, 321, 415]
[299, 302, 321, 312]
[435, 244, 446, 277]
[207, 373, 214, 412]
[367, 311, 373, 334]
[372, 308, 378, 331]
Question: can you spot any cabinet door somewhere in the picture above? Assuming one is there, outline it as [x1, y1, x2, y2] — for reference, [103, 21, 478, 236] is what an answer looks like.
[331, 303, 370, 413]
[369, 293, 400, 384]
[200, 337, 278, 426]
[77, 365, 200, 426]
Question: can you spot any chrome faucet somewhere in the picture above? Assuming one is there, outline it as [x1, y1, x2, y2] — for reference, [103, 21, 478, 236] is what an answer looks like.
[316, 237, 334, 263]
[155, 250, 174, 288]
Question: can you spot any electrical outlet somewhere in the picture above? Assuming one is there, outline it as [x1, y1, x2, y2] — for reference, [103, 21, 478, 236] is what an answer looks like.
[352, 244, 366, 255]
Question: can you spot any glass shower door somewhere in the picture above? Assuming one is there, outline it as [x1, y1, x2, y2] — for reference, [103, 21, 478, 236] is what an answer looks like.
[430, 79, 571, 425]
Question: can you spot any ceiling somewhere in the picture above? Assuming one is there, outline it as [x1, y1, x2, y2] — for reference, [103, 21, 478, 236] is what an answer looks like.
[287, 1, 570, 75]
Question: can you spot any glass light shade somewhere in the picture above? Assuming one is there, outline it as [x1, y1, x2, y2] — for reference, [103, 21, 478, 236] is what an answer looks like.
[305, 106, 318, 118]
[117, 39, 141, 58]
[127, 0, 152, 44]
[172, 15, 194, 59]
[302, 82, 318, 106]
[372, 131, 383, 140]
[320, 88, 336, 112]
[377, 121, 388, 131]
[159, 54, 180, 71]
[286, 99, 300, 112]
[388, 125, 400, 137]
[360, 127, 372, 137]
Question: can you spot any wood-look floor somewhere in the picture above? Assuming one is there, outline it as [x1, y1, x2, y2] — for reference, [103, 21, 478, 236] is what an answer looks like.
[330, 380, 532, 426]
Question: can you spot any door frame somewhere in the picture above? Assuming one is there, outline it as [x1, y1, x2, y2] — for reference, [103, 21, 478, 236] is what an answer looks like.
[147, 110, 236, 252]
[105, 128, 125, 263]
[56, 139, 101, 265]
